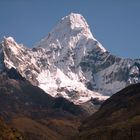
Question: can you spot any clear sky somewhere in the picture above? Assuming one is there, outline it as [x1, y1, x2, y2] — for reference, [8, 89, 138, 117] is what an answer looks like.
[0, 0, 140, 59]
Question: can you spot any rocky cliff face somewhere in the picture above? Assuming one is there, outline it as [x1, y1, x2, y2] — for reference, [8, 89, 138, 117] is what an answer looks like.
[0, 13, 140, 104]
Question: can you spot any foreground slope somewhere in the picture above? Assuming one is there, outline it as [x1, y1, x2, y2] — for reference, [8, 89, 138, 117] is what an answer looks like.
[0, 118, 23, 140]
[0, 71, 90, 140]
[78, 83, 140, 140]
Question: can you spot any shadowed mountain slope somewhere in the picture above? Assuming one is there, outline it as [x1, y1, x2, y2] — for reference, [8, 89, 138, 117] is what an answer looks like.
[78, 83, 140, 140]
[0, 70, 90, 140]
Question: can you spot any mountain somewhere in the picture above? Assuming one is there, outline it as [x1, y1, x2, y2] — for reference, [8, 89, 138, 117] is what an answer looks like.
[78, 83, 140, 140]
[0, 13, 140, 104]
[0, 71, 91, 140]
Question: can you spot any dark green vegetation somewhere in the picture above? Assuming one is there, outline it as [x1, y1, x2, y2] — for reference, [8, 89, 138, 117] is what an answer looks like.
[78, 83, 140, 140]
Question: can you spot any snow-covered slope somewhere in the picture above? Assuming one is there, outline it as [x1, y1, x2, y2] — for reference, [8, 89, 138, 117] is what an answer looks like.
[0, 13, 140, 104]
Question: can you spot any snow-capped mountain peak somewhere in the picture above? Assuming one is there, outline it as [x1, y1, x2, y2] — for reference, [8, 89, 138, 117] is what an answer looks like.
[3, 36, 21, 51]
[4, 36, 15, 42]
[0, 13, 140, 105]
[0, 36, 108, 104]
[35, 13, 106, 52]
[62, 13, 92, 36]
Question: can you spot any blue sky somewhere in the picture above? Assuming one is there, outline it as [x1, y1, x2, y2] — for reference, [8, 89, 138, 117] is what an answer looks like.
[0, 0, 140, 59]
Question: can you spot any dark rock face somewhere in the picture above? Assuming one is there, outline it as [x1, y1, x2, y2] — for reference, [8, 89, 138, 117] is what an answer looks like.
[78, 84, 140, 140]
[6, 67, 25, 80]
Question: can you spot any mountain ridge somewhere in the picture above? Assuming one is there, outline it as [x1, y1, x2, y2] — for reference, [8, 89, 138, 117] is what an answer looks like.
[0, 13, 140, 104]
